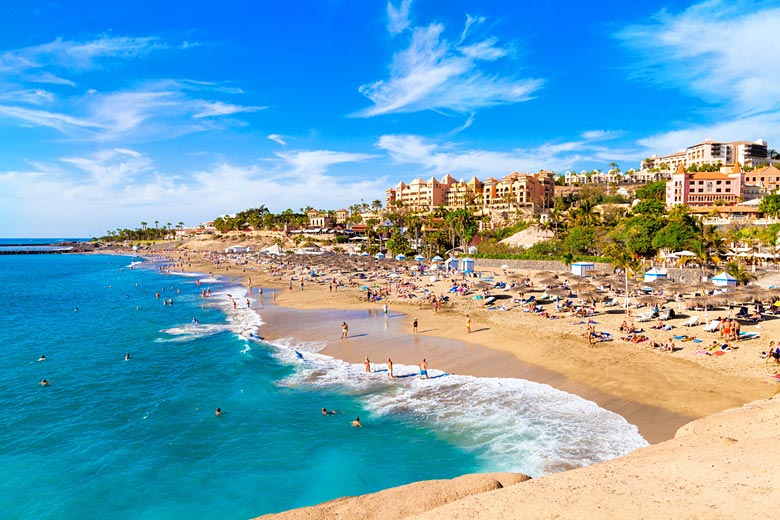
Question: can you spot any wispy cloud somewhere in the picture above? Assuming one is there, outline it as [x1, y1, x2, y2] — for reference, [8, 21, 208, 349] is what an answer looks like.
[377, 133, 635, 177]
[193, 100, 266, 118]
[0, 36, 168, 83]
[267, 134, 287, 146]
[618, 0, 780, 116]
[0, 82, 263, 142]
[387, 0, 413, 35]
[354, 9, 542, 117]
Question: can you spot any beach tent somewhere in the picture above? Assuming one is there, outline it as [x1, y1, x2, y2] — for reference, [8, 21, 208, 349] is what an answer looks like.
[445, 257, 458, 270]
[375, 252, 385, 259]
[359, 252, 370, 256]
[395, 254, 407, 261]
[712, 271, 737, 287]
[461, 257, 475, 273]
[643, 267, 668, 283]
[261, 244, 283, 255]
[414, 254, 425, 262]
[431, 255, 444, 262]
[571, 262, 594, 277]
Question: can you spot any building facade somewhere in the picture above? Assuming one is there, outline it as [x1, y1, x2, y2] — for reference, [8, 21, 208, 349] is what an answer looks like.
[386, 172, 554, 217]
[643, 139, 769, 173]
[666, 164, 745, 207]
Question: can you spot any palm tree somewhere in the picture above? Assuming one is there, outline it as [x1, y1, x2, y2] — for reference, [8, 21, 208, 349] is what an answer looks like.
[724, 261, 755, 286]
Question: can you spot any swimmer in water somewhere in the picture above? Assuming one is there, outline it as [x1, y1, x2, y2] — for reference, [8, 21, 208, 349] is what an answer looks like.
[215, 408, 223, 416]
[322, 407, 336, 415]
[124, 353, 131, 360]
[38, 355, 46, 362]
[351, 417, 362, 427]
[40, 379, 49, 386]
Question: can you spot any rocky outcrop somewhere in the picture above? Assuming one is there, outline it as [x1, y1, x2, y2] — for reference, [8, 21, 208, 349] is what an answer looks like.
[255, 473, 531, 520]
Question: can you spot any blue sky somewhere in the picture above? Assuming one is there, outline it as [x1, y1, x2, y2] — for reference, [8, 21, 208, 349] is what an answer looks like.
[1, 0, 779, 237]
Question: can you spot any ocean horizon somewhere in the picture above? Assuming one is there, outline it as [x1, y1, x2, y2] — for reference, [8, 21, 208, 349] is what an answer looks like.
[1, 249, 646, 519]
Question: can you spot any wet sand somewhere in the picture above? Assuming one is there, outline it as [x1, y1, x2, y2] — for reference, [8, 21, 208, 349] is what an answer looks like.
[257, 291, 692, 443]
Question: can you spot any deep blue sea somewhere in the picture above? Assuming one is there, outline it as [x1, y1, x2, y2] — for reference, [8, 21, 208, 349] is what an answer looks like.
[1, 252, 647, 519]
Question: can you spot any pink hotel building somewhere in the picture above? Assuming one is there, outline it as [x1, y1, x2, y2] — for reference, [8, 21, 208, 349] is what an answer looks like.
[665, 164, 745, 207]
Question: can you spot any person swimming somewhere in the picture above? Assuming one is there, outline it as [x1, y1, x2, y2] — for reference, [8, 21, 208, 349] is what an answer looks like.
[322, 407, 336, 415]
[37, 355, 46, 362]
[124, 353, 131, 360]
[215, 408, 223, 416]
[351, 417, 362, 427]
[40, 379, 49, 386]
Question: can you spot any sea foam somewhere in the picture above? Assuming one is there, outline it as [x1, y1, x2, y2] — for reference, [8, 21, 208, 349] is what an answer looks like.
[265, 337, 648, 477]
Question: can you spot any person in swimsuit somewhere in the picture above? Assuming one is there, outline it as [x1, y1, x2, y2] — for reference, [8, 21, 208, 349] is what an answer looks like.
[351, 417, 362, 427]
[341, 322, 349, 339]
[419, 358, 429, 379]
[387, 358, 394, 378]
[364, 356, 371, 373]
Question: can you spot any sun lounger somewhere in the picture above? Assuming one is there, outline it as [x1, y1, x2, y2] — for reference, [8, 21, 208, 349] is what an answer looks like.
[603, 297, 618, 307]
[702, 319, 721, 332]
[635, 311, 655, 322]
[739, 331, 760, 340]
[681, 316, 699, 327]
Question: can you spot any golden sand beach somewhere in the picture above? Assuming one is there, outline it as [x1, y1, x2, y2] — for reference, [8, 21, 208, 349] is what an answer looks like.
[151, 244, 780, 518]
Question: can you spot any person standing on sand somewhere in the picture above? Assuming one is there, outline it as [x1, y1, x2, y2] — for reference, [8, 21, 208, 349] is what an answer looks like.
[364, 356, 371, 373]
[466, 314, 471, 334]
[383, 303, 388, 316]
[341, 321, 349, 339]
[413, 317, 418, 333]
[387, 358, 394, 378]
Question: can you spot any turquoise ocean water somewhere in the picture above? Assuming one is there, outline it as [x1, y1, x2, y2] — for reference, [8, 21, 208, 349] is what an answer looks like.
[1, 252, 647, 519]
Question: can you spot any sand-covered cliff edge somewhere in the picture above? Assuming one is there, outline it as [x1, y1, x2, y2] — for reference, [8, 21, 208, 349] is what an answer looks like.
[257, 395, 780, 519]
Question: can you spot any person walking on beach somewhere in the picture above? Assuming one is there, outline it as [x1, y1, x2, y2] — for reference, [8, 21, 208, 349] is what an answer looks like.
[387, 358, 394, 378]
[383, 303, 388, 316]
[466, 314, 471, 334]
[364, 356, 371, 373]
[413, 317, 418, 333]
[341, 321, 349, 339]
[419, 358, 429, 379]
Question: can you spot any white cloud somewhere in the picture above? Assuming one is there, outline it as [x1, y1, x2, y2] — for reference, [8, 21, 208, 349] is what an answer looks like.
[637, 112, 780, 157]
[387, 0, 413, 35]
[0, 147, 385, 236]
[193, 100, 266, 118]
[267, 134, 287, 146]
[618, 0, 780, 115]
[0, 84, 263, 142]
[355, 11, 542, 117]
[0, 36, 168, 83]
[376, 133, 638, 177]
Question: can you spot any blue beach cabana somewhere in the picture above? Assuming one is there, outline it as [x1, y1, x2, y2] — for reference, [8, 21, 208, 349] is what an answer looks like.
[643, 267, 668, 283]
[414, 254, 425, 262]
[712, 271, 737, 287]
[375, 252, 385, 259]
[571, 262, 594, 277]
[460, 257, 475, 273]
[431, 255, 444, 262]
[445, 257, 458, 271]
[395, 254, 407, 261]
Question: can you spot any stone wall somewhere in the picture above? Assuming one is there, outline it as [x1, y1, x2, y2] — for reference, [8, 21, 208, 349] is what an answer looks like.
[472, 258, 612, 274]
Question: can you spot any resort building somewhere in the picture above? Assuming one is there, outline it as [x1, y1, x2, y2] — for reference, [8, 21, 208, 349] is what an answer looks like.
[307, 209, 334, 229]
[482, 171, 555, 212]
[385, 174, 485, 212]
[743, 165, 780, 192]
[335, 208, 349, 225]
[385, 171, 554, 221]
[643, 139, 769, 173]
[665, 164, 745, 207]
